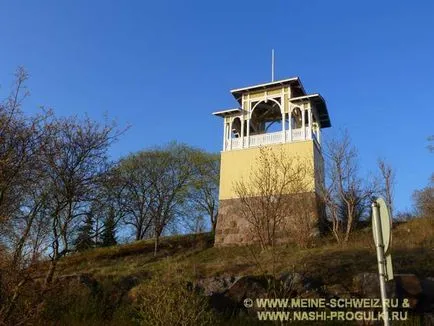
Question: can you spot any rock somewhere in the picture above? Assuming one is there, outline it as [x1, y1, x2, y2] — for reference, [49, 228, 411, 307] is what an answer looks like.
[118, 275, 140, 292]
[352, 273, 395, 298]
[225, 275, 272, 303]
[201, 273, 434, 320]
[117, 275, 141, 305]
[279, 272, 325, 298]
[279, 272, 304, 294]
[58, 273, 99, 295]
[195, 276, 240, 296]
[353, 273, 434, 312]
[301, 276, 324, 293]
[395, 274, 422, 309]
[395, 274, 422, 296]
[206, 275, 272, 316]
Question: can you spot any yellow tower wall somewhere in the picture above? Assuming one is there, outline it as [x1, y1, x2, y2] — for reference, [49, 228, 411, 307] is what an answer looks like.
[219, 140, 320, 200]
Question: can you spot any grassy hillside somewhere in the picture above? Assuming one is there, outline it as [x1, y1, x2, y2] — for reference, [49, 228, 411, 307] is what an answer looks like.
[57, 217, 434, 286]
[25, 217, 431, 325]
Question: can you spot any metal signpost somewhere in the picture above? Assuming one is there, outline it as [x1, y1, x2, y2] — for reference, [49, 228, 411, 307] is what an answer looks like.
[372, 197, 394, 326]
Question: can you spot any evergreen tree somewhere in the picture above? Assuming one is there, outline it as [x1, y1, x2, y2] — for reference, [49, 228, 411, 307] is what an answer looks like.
[101, 207, 117, 247]
[74, 214, 95, 251]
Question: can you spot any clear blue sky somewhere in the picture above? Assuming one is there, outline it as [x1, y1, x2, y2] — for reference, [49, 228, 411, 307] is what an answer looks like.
[1, 1, 433, 213]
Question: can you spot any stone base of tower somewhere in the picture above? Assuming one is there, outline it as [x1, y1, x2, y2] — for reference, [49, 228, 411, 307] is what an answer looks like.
[214, 192, 325, 247]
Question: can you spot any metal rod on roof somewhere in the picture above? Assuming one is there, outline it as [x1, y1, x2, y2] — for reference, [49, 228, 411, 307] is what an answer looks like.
[271, 49, 275, 82]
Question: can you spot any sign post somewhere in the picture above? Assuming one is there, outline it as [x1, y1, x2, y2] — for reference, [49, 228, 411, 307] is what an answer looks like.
[372, 197, 394, 326]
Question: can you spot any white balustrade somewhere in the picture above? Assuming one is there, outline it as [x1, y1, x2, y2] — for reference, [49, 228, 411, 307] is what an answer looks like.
[224, 127, 316, 151]
[231, 138, 242, 150]
[291, 128, 303, 141]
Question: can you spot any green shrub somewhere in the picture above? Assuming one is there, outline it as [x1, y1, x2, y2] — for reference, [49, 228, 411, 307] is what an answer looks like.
[39, 277, 136, 325]
[133, 267, 217, 326]
[40, 281, 103, 325]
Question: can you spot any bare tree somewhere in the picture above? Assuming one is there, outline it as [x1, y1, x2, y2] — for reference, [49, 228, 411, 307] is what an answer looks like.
[0, 68, 54, 325]
[234, 147, 312, 249]
[187, 151, 219, 233]
[90, 168, 128, 245]
[0, 67, 40, 226]
[319, 178, 342, 243]
[116, 152, 155, 241]
[413, 177, 434, 219]
[0, 68, 124, 324]
[147, 143, 195, 256]
[413, 139, 434, 219]
[319, 131, 375, 243]
[180, 211, 207, 234]
[117, 143, 197, 255]
[378, 158, 395, 218]
[40, 116, 121, 286]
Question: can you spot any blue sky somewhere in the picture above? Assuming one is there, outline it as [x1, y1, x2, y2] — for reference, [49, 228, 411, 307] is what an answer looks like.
[0, 1, 433, 213]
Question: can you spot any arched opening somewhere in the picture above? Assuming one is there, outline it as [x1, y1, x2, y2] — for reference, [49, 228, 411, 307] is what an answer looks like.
[291, 107, 302, 129]
[249, 98, 282, 136]
[231, 117, 241, 138]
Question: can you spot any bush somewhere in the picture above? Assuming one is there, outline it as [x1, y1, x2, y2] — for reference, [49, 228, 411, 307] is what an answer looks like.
[413, 176, 434, 219]
[40, 279, 104, 325]
[133, 266, 217, 326]
[38, 276, 136, 325]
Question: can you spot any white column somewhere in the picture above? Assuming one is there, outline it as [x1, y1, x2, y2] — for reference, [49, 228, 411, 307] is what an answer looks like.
[246, 96, 250, 148]
[281, 91, 285, 143]
[229, 119, 232, 150]
[223, 121, 227, 151]
[241, 114, 245, 148]
[288, 109, 292, 142]
[241, 95, 246, 149]
[246, 116, 250, 148]
[302, 108, 306, 140]
[308, 108, 313, 140]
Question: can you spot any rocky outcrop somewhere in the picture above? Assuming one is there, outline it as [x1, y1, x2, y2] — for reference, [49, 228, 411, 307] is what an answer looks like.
[195, 273, 325, 315]
[195, 276, 240, 296]
[59, 271, 434, 322]
[195, 272, 434, 320]
[57, 273, 100, 295]
[353, 273, 434, 312]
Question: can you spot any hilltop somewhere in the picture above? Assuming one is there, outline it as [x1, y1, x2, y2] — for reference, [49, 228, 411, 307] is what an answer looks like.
[58, 217, 434, 283]
[33, 217, 434, 325]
